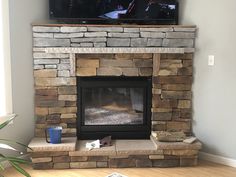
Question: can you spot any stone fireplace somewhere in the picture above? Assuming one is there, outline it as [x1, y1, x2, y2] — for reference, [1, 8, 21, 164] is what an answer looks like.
[29, 24, 201, 169]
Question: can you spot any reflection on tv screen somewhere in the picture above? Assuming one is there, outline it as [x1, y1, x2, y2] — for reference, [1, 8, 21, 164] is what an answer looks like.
[54, 0, 177, 20]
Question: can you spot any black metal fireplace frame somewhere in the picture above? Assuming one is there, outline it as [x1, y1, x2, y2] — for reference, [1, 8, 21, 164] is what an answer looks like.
[77, 76, 152, 140]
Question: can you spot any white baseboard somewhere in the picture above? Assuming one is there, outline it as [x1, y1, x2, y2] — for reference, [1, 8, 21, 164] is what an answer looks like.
[199, 152, 236, 168]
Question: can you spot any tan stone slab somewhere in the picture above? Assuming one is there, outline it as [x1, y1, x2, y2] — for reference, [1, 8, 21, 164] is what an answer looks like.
[69, 140, 116, 157]
[150, 135, 202, 150]
[28, 137, 77, 152]
[116, 140, 162, 155]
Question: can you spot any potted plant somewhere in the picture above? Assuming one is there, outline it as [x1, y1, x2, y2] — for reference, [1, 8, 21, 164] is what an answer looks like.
[0, 115, 32, 177]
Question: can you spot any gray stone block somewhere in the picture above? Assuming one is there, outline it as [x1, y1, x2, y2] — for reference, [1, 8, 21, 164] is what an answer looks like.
[54, 33, 84, 38]
[33, 26, 60, 33]
[107, 38, 130, 47]
[58, 70, 70, 77]
[71, 37, 107, 43]
[80, 43, 93, 47]
[34, 38, 70, 47]
[124, 28, 140, 33]
[33, 53, 69, 59]
[174, 27, 196, 32]
[163, 39, 194, 47]
[152, 112, 172, 121]
[108, 32, 139, 38]
[88, 27, 123, 32]
[140, 28, 173, 32]
[147, 39, 163, 47]
[58, 64, 71, 70]
[140, 32, 165, 38]
[131, 38, 147, 47]
[94, 43, 106, 47]
[166, 32, 195, 39]
[33, 33, 53, 38]
[60, 27, 87, 33]
[45, 65, 57, 69]
[34, 59, 59, 65]
[34, 65, 44, 70]
[85, 32, 107, 37]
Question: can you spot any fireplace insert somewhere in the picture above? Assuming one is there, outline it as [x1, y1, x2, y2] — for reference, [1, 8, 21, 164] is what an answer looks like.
[77, 76, 152, 139]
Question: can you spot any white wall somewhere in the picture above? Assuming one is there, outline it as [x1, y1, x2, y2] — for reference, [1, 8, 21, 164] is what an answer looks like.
[0, 0, 48, 153]
[179, 0, 236, 159]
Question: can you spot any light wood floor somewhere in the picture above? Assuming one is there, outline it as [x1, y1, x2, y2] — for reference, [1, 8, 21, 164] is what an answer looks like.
[2, 161, 236, 177]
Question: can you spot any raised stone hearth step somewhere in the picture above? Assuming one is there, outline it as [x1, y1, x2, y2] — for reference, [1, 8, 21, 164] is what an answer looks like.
[29, 137, 201, 169]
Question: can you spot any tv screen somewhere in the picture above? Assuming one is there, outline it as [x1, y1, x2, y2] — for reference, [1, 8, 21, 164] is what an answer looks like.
[49, 0, 178, 24]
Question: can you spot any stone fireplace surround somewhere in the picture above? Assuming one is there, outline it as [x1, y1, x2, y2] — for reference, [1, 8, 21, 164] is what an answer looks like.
[29, 24, 201, 169]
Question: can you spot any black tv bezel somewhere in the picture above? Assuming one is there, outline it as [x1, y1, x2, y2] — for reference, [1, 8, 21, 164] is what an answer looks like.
[49, 0, 179, 25]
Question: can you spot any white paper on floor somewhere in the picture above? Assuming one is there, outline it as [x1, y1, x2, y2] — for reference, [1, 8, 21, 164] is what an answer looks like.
[106, 172, 128, 177]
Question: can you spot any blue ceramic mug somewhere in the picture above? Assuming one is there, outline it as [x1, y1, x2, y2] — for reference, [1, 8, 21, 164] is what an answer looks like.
[45, 127, 62, 144]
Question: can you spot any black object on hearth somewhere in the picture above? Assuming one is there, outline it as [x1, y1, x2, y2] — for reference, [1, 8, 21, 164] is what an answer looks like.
[77, 76, 152, 140]
[49, 0, 178, 25]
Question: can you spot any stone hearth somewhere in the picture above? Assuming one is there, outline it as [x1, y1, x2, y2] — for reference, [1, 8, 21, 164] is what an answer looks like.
[30, 24, 200, 169]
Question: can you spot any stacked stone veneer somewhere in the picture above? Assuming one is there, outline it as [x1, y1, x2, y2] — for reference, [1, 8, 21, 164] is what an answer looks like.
[33, 25, 195, 138]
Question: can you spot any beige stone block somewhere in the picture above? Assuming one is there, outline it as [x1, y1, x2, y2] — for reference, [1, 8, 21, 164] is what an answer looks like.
[70, 156, 88, 162]
[76, 68, 96, 76]
[62, 128, 76, 134]
[54, 163, 70, 169]
[53, 156, 70, 163]
[152, 89, 161, 95]
[59, 95, 77, 101]
[162, 84, 191, 91]
[139, 68, 153, 76]
[97, 68, 122, 76]
[70, 162, 96, 169]
[152, 108, 172, 113]
[178, 100, 191, 109]
[35, 78, 76, 86]
[100, 59, 134, 68]
[149, 155, 164, 160]
[115, 54, 133, 60]
[35, 107, 48, 115]
[77, 59, 99, 68]
[58, 86, 77, 95]
[109, 155, 129, 159]
[31, 157, 52, 163]
[116, 140, 162, 155]
[133, 53, 153, 59]
[122, 68, 138, 76]
[34, 69, 57, 78]
[166, 150, 198, 156]
[167, 121, 191, 132]
[49, 107, 77, 114]
[159, 69, 177, 76]
[61, 114, 77, 119]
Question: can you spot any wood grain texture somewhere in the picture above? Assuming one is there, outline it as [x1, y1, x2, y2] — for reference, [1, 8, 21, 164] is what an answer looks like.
[2, 161, 236, 177]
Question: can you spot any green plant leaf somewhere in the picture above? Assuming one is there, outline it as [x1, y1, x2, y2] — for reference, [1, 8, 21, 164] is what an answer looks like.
[0, 115, 15, 130]
[9, 161, 31, 177]
[0, 163, 4, 170]
[5, 157, 30, 164]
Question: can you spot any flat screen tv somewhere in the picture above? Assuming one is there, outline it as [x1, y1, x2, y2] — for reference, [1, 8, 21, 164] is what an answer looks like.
[49, 0, 178, 25]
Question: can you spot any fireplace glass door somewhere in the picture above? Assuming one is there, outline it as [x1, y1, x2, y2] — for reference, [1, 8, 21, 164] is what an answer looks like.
[77, 76, 152, 139]
[84, 87, 144, 125]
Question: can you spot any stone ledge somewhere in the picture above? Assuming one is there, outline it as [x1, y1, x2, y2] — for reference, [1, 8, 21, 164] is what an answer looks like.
[150, 135, 202, 150]
[37, 47, 194, 54]
[28, 137, 77, 152]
